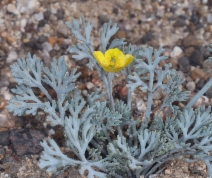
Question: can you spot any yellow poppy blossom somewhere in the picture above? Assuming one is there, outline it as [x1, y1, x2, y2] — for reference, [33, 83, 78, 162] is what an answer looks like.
[93, 48, 134, 72]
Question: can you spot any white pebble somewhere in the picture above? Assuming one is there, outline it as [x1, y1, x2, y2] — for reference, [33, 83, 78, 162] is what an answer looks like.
[7, 4, 19, 15]
[170, 46, 182, 58]
[6, 51, 17, 63]
[48, 129, 55, 136]
[86, 82, 94, 90]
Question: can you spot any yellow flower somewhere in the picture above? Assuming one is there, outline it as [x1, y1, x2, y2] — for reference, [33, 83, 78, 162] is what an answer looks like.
[93, 48, 134, 72]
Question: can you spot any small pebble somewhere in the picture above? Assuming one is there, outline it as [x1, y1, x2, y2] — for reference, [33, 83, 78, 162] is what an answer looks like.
[186, 81, 196, 92]
[170, 46, 183, 58]
[34, 12, 44, 21]
[86, 82, 94, 90]
[6, 51, 17, 63]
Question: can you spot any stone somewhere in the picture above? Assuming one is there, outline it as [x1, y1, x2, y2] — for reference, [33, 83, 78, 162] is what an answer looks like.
[182, 35, 203, 48]
[47, 36, 57, 47]
[57, 21, 69, 37]
[205, 87, 212, 98]
[24, 23, 34, 32]
[34, 12, 44, 21]
[6, 51, 17, 63]
[16, 0, 40, 14]
[38, 20, 46, 28]
[173, 15, 187, 27]
[0, 131, 10, 146]
[86, 82, 94, 90]
[184, 46, 195, 57]
[186, 81, 196, 92]
[140, 31, 154, 44]
[9, 129, 46, 156]
[43, 10, 51, 20]
[190, 10, 200, 24]
[1, 32, 14, 44]
[24, 38, 42, 50]
[42, 42, 52, 52]
[136, 99, 146, 111]
[0, 110, 15, 128]
[196, 78, 205, 90]
[170, 46, 183, 58]
[98, 15, 109, 25]
[153, 87, 163, 100]
[200, 46, 211, 59]
[37, 35, 47, 43]
[207, 14, 212, 24]
[49, 50, 57, 57]
[112, 7, 119, 14]
[191, 68, 208, 80]
[76, 58, 89, 66]
[178, 57, 191, 73]
[189, 49, 204, 66]
[7, 4, 19, 15]
[56, 8, 65, 20]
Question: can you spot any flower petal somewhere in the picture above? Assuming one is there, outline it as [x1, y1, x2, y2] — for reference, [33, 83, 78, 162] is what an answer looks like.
[93, 51, 110, 68]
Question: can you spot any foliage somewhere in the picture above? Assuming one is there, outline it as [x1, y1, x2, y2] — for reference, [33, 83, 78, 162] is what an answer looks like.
[7, 16, 212, 178]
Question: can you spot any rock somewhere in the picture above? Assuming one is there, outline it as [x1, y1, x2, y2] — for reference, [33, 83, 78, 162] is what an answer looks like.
[190, 10, 200, 24]
[153, 87, 163, 100]
[49, 50, 57, 57]
[43, 10, 51, 20]
[207, 14, 212, 24]
[200, 46, 211, 59]
[9, 129, 46, 156]
[173, 15, 187, 27]
[1, 32, 14, 44]
[98, 15, 109, 25]
[24, 23, 34, 32]
[170, 46, 183, 58]
[0, 110, 15, 128]
[38, 20, 46, 28]
[57, 21, 69, 37]
[34, 12, 44, 21]
[189, 49, 204, 66]
[56, 8, 65, 20]
[0, 131, 10, 146]
[6, 51, 17, 63]
[186, 81, 196, 92]
[86, 82, 94, 90]
[113, 85, 128, 102]
[41, 42, 53, 52]
[196, 78, 205, 90]
[113, 30, 127, 40]
[184, 47, 195, 57]
[165, 169, 171, 175]
[82, 90, 88, 97]
[206, 87, 212, 98]
[47, 36, 57, 47]
[76, 58, 89, 66]
[7, 4, 19, 15]
[182, 35, 203, 48]
[24, 38, 42, 50]
[16, 0, 40, 14]
[140, 31, 154, 44]
[208, 0, 212, 6]
[193, 96, 209, 108]
[178, 56, 191, 73]
[191, 68, 208, 80]
[37, 35, 47, 43]
[112, 7, 119, 14]
[136, 99, 146, 111]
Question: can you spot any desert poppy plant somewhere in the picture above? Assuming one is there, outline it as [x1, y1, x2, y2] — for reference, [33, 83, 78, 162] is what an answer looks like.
[93, 48, 134, 72]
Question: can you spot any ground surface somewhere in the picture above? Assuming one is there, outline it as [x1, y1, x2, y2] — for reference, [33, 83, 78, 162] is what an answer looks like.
[1, 0, 212, 177]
